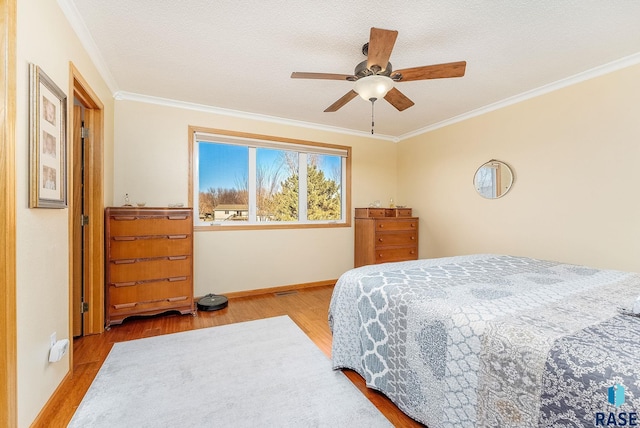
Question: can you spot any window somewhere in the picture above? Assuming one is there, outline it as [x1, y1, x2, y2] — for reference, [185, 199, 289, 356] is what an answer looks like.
[190, 128, 351, 229]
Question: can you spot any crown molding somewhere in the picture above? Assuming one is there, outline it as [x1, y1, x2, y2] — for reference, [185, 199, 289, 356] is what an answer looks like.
[58, 0, 638, 144]
[398, 52, 640, 141]
[114, 91, 398, 142]
[116, 50, 640, 144]
[57, 0, 119, 94]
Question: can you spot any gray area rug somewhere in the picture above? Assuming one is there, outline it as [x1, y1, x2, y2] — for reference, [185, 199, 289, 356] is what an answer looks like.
[68, 315, 392, 427]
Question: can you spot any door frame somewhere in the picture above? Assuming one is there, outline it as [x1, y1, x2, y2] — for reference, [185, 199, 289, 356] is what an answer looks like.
[68, 63, 104, 348]
[0, 0, 17, 425]
[71, 102, 84, 337]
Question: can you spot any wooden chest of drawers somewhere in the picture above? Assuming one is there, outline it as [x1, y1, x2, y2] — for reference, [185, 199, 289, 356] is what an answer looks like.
[354, 208, 418, 267]
[105, 207, 195, 327]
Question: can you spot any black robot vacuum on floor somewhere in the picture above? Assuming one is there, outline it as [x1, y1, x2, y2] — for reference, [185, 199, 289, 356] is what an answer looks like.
[197, 293, 229, 311]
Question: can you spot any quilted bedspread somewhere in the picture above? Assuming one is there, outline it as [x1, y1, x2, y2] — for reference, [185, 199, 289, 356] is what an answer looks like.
[328, 255, 640, 427]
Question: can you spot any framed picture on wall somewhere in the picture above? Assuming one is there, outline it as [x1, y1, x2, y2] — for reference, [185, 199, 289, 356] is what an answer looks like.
[29, 63, 67, 208]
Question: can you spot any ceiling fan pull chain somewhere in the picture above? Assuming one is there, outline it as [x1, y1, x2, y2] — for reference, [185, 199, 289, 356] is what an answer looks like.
[370, 98, 376, 134]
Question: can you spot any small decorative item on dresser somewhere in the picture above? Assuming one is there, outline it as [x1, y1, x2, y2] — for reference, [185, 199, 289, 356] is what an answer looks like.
[354, 208, 418, 267]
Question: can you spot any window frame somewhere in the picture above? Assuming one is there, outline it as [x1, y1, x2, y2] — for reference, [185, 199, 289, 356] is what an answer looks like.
[189, 126, 351, 231]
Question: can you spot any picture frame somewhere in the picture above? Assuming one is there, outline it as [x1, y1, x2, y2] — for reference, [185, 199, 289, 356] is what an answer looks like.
[29, 63, 68, 208]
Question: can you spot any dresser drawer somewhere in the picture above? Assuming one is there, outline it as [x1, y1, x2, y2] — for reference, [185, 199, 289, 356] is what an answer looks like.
[109, 235, 192, 259]
[109, 277, 191, 306]
[355, 208, 386, 218]
[389, 208, 413, 217]
[375, 247, 418, 263]
[375, 231, 417, 247]
[108, 214, 192, 236]
[109, 256, 192, 283]
[375, 218, 418, 231]
[108, 295, 191, 318]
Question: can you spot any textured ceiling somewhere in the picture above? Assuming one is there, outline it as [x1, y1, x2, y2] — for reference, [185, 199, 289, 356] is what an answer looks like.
[64, 0, 640, 139]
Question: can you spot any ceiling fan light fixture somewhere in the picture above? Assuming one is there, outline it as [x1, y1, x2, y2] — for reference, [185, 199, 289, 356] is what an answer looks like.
[354, 75, 394, 101]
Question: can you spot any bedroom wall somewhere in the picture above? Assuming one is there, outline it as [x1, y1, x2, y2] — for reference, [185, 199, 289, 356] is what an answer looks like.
[15, 0, 114, 426]
[114, 100, 398, 295]
[397, 62, 640, 273]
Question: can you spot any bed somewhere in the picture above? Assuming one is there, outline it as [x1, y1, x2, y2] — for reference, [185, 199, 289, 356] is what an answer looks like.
[328, 254, 640, 427]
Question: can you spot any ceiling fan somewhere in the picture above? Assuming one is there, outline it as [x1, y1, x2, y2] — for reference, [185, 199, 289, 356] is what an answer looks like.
[291, 27, 466, 120]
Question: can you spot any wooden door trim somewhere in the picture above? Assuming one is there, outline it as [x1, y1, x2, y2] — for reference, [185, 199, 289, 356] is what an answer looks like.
[71, 104, 83, 337]
[0, 0, 17, 426]
[68, 63, 104, 344]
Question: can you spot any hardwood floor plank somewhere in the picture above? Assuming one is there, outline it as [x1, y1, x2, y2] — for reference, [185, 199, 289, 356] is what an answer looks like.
[33, 285, 424, 427]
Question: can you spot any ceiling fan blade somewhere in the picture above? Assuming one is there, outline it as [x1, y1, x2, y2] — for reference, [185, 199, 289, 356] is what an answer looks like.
[384, 87, 415, 111]
[291, 72, 355, 81]
[324, 90, 358, 112]
[366, 27, 398, 73]
[391, 61, 467, 82]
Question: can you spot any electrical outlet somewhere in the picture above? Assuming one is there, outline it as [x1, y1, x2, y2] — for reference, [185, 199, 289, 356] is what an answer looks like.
[50, 332, 56, 349]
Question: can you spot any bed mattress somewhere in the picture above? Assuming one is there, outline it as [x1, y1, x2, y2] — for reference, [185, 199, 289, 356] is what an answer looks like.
[328, 254, 640, 427]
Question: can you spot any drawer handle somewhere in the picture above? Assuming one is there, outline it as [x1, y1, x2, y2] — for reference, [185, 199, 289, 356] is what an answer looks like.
[379, 254, 383, 258]
[167, 234, 188, 239]
[168, 216, 188, 220]
[411, 236, 415, 240]
[168, 276, 188, 282]
[113, 302, 136, 309]
[167, 296, 188, 302]
[168, 256, 187, 261]
[379, 224, 384, 228]
[113, 236, 136, 241]
[112, 216, 136, 221]
[113, 281, 136, 288]
[113, 259, 136, 264]
[410, 250, 416, 255]
[411, 223, 415, 228]
[378, 238, 384, 242]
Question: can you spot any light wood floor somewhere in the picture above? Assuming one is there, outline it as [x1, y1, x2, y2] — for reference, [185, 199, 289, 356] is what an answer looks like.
[34, 285, 424, 427]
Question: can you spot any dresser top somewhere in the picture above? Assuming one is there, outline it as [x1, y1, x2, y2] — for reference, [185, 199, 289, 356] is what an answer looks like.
[106, 206, 192, 216]
[355, 207, 413, 218]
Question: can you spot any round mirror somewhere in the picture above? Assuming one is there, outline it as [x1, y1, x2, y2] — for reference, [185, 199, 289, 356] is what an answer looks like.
[474, 160, 514, 199]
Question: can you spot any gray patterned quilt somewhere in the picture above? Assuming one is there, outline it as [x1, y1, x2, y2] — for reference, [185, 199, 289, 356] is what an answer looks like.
[328, 255, 640, 427]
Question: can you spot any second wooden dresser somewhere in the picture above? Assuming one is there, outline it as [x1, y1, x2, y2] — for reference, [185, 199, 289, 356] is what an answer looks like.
[105, 207, 195, 327]
[354, 207, 419, 267]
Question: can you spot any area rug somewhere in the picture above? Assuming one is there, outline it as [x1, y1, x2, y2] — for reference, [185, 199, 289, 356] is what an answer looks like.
[68, 316, 392, 427]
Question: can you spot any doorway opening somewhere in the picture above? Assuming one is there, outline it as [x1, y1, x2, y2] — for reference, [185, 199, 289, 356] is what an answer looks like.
[69, 63, 104, 344]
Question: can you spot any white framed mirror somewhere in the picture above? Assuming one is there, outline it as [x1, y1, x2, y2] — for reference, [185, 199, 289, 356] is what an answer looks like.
[474, 160, 514, 199]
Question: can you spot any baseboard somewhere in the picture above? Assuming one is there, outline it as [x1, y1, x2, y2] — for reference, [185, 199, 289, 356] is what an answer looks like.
[206, 279, 337, 300]
[30, 370, 71, 428]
